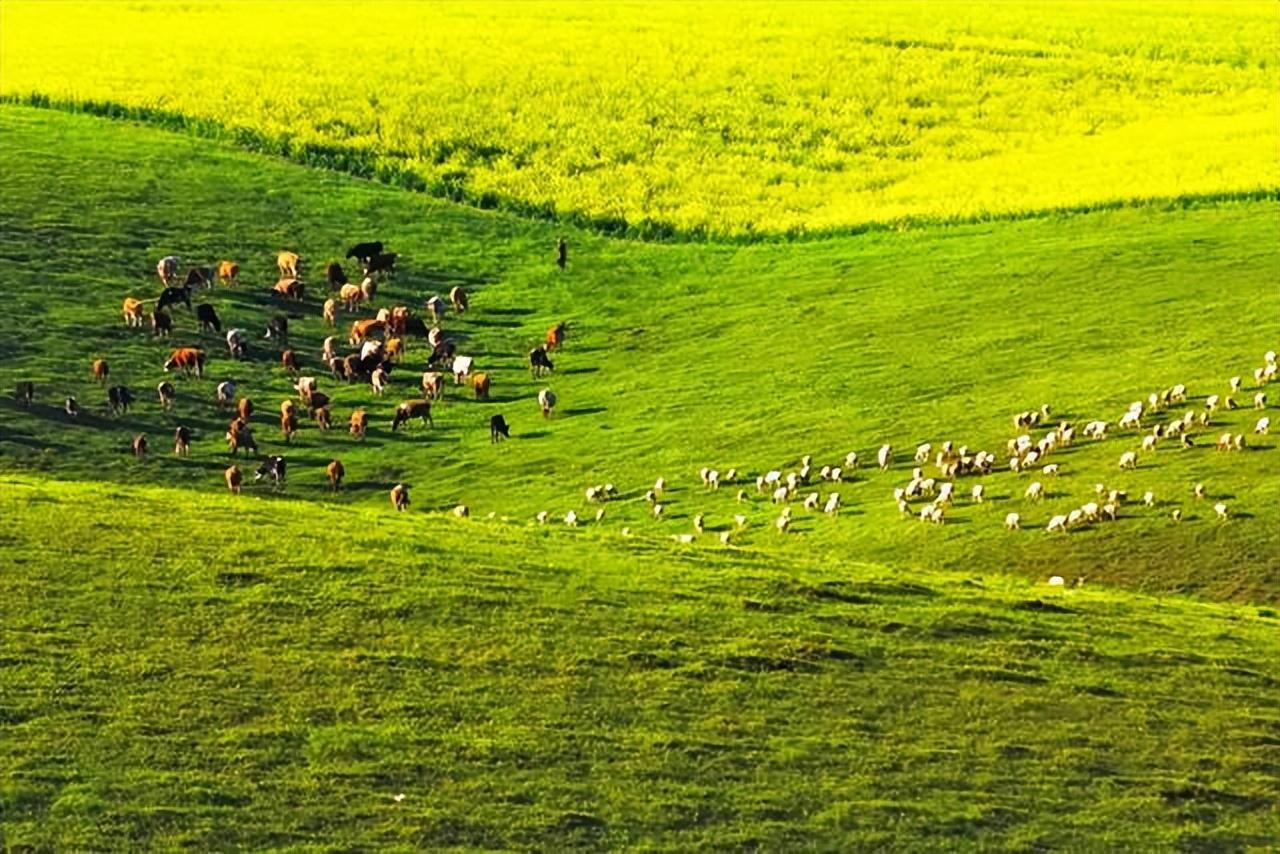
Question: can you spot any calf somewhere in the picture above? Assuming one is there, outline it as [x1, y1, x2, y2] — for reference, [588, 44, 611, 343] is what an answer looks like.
[349, 408, 368, 440]
[226, 329, 248, 359]
[255, 455, 287, 489]
[173, 425, 192, 456]
[449, 286, 468, 314]
[490, 413, 510, 443]
[265, 315, 289, 340]
[217, 260, 240, 285]
[326, 262, 349, 290]
[107, 385, 135, 415]
[151, 310, 173, 338]
[326, 459, 345, 492]
[237, 397, 253, 423]
[421, 371, 445, 400]
[277, 250, 301, 279]
[226, 418, 256, 456]
[157, 381, 176, 410]
[163, 348, 206, 378]
[529, 345, 554, 378]
[92, 358, 110, 384]
[280, 410, 298, 443]
[323, 299, 337, 327]
[196, 303, 221, 333]
[391, 399, 433, 431]
[225, 465, 243, 494]
[472, 371, 490, 400]
[281, 349, 299, 374]
[122, 297, 146, 327]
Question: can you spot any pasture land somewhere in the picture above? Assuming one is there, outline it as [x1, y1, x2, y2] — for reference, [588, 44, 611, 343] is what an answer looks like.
[1, 106, 1278, 605]
[2, 1, 1277, 236]
[2, 475, 1279, 850]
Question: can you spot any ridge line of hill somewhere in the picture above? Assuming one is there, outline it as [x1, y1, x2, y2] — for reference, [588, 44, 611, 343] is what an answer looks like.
[4, 95, 1277, 245]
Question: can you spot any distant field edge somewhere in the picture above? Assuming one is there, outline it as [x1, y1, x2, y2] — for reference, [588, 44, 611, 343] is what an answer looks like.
[7, 94, 1278, 244]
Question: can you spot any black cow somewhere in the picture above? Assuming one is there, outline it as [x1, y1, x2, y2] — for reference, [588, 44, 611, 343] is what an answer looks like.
[185, 267, 215, 289]
[196, 303, 222, 333]
[529, 345, 555, 378]
[346, 241, 383, 263]
[265, 315, 289, 340]
[490, 414, 510, 443]
[151, 310, 173, 337]
[363, 252, 397, 278]
[254, 455, 287, 488]
[428, 340, 457, 369]
[326, 261, 349, 290]
[107, 385, 135, 415]
[14, 381, 33, 407]
[157, 285, 192, 313]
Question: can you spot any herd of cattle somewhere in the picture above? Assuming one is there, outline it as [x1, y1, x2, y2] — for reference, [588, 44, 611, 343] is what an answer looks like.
[12, 242, 572, 502]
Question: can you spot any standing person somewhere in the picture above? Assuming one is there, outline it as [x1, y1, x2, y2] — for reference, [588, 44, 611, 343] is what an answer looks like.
[556, 237, 568, 270]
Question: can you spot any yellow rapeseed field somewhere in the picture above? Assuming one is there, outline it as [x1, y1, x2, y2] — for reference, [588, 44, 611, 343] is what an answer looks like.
[3, 1, 1276, 236]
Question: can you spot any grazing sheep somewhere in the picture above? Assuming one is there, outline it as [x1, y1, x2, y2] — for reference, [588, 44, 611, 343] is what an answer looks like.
[654, 477, 666, 496]
[1140, 434, 1158, 453]
[772, 485, 790, 504]
[1046, 514, 1068, 533]
[1171, 508, 1183, 523]
[1024, 481, 1044, 502]
[644, 490, 657, 504]
[915, 443, 932, 463]
[1205, 394, 1220, 414]
[564, 510, 578, 527]
[1047, 575, 1065, 587]
[736, 489, 747, 502]
[1143, 490, 1155, 507]
[1067, 508, 1084, 528]
[845, 451, 859, 469]
[1215, 432, 1233, 451]
[1004, 512, 1021, 530]
[897, 498, 910, 515]
[536, 511, 549, 525]
[877, 444, 892, 470]
[1101, 503, 1117, 521]
[652, 503, 664, 519]
[823, 493, 841, 514]
[1255, 392, 1267, 410]
[1232, 433, 1246, 451]
[1214, 502, 1229, 520]
[1118, 451, 1137, 470]
[1081, 502, 1100, 521]
[775, 514, 791, 534]
[1194, 483, 1206, 500]
[936, 482, 954, 505]
[1255, 416, 1270, 435]
[1042, 463, 1060, 477]
[390, 483, 410, 512]
[693, 513, 705, 534]
[971, 484, 984, 503]
[803, 492, 820, 510]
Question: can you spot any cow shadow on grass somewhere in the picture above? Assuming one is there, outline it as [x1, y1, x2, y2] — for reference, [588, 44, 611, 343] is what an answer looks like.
[562, 366, 599, 376]
[564, 406, 606, 417]
[519, 430, 551, 440]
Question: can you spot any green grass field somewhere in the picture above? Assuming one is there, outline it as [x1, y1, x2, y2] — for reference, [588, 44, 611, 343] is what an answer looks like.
[3, 1, 1277, 236]
[2, 2, 1280, 848]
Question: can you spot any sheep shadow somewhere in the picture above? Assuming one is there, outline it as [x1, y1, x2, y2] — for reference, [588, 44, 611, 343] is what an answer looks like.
[564, 406, 606, 417]
[563, 366, 600, 376]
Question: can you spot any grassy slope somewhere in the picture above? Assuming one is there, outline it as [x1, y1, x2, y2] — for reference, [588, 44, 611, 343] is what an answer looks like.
[2, 475, 1278, 851]
[1, 107, 1277, 604]
[2, 2, 1277, 235]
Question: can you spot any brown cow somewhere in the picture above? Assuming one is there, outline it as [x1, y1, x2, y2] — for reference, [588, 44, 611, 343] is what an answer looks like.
[273, 278, 305, 301]
[281, 349, 299, 374]
[390, 483, 410, 511]
[163, 348, 206, 378]
[92, 358, 110, 384]
[323, 299, 337, 327]
[237, 397, 253, 423]
[277, 250, 301, 279]
[349, 408, 368, 440]
[339, 283, 363, 312]
[385, 337, 404, 362]
[546, 321, 567, 351]
[122, 298, 146, 328]
[131, 433, 148, 458]
[280, 410, 298, 443]
[314, 407, 332, 430]
[218, 260, 240, 286]
[391, 399, 433, 431]
[226, 417, 256, 456]
[449, 286, 468, 314]
[472, 371, 491, 401]
[225, 464, 243, 494]
[281, 399, 297, 418]
[349, 318, 385, 345]
[326, 459, 345, 492]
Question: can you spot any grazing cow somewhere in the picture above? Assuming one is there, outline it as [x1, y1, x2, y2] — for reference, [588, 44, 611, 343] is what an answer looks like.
[341, 354, 361, 381]
[391, 399, 433, 431]
[307, 391, 331, 414]
[421, 371, 445, 400]
[360, 276, 378, 303]
[151, 310, 173, 338]
[157, 381, 176, 410]
[163, 348, 206, 378]
[157, 285, 192, 313]
[92, 358, 110, 384]
[122, 297, 146, 327]
[363, 252, 397, 278]
[15, 381, 34, 407]
[196, 303, 221, 333]
[403, 315, 430, 339]
[226, 328, 248, 359]
[173, 425, 192, 456]
[556, 238, 567, 270]
[157, 255, 180, 284]
[473, 372, 491, 400]
[529, 345, 554, 378]
[339, 283, 363, 312]
[426, 296, 447, 323]
[255, 455, 287, 488]
[538, 388, 557, 418]
[131, 434, 148, 458]
[429, 340, 458, 371]
[185, 267, 215, 289]
[361, 339, 386, 365]
[216, 381, 237, 406]
[237, 397, 253, 423]
[449, 286, 468, 314]
[281, 349, 299, 374]
[280, 410, 298, 443]
[273, 278, 305, 301]
[277, 250, 301, 279]
[490, 413, 510, 443]
[326, 262, 349, 290]
[225, 417, 256, 455]
[217, 260, 239, 285]
[281, 399, 297, 418]
[322, 336, 338, 364]
[385, 337, 404, 362]
[390, 483, 410, 512]
[371, 366, 388, 396]
[329, 356, 348, 380]
[347, 241, 383, 263]
[546, 321, 567, 351]
[65, 397, 80, 417]
[323, 298, 337, 327]
[349, 318, 385, 345]
[314, 407, 333, 431]
[349, 408, 368, 440]
[326, 459, 345, 492]
[225, 465, 243, 494]
[107, 385, 135, 415]
[265, 315, 289, 340]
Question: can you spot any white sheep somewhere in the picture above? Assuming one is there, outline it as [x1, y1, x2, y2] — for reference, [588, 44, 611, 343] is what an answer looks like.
[595, 508, 606, 523]
[1046, 514, 1068, 533]
[736, 489, 748, 503]
[644, 489, 657, 504]
[1205, 394, 1220, 414]
[823, 493, 841, 514]
[1255, 392, 1267, 410]
[1118, 451, 1137, 470]
[1171, 508, 1182, 523]
[897, 498, 910, 515]
[1229, 375, 1242, 393]
[536, 511, 549, 525]
[693, 513, 705, 534]
[1024, 481, 1044, 502]
[1067, 508, 1084, 528]
[971, 484, 984, 503]
[845, 451, 859, 469]
[937, 482, 954, 505]
[733, 514, 748, 528]
[707, 470, 720, 490]
[1215, 432, 1233, 451]
[1047, 575, 1065, 587]
[1042, 463, 1060, 477]
[915, 443, 932, 463]
[775, 514, 791, 534]
[1004, 512, 1021, 530]
[1118, 410, 1141, 430]
[1081, 501, 1100, 521]
[724, 468, 737, 483]
[877, 444, 892, 470]
[1140, 434, 1158, 453]
[652, 503, 664, 519]
[719, 530, 733, 545]
[653, 477, 666, 496]
[829, 466, 843, 482]
[1169, 383, 1187, 402]
[772, 485, 790, 504]
[1194, 483, 1206, 500]
[1214, 502, 1229, 520]
[564, 510, 578, 527]
[1101, 503, 1117, 521]
[803, 492, 820, 510]
[1255, 416, 1270, 435]
[1143, 490, 1155, 507]
[453, 505, 470, 518]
